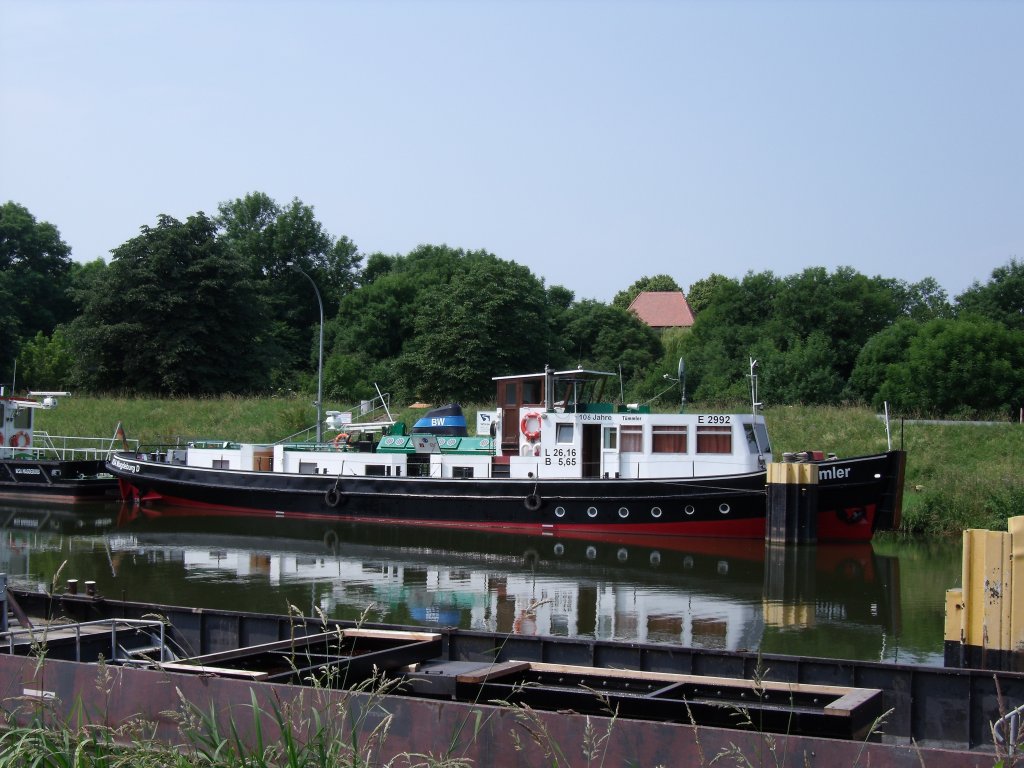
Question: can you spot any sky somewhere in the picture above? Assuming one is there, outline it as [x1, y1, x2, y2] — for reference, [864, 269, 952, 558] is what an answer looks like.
[1, 0, 1021, 303]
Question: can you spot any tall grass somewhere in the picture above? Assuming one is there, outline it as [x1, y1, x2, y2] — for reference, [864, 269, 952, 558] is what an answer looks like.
[32, 396, 1024, 537]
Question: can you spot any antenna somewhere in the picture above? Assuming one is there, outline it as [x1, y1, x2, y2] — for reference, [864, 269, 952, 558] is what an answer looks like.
[749, 358, 761, 416]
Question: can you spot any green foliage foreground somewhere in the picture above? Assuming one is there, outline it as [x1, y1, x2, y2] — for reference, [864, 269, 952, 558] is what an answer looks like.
[34, 396, 1024, 538]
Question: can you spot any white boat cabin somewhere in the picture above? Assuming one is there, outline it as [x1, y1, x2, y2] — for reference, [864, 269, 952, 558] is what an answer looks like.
[176, 369, 771, 481]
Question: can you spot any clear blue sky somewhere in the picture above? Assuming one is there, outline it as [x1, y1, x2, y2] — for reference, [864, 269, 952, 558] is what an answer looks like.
[2, 0, 1020, 302]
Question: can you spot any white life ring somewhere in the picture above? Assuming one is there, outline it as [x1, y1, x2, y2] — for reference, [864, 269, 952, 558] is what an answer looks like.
[9, 431, 30, 448]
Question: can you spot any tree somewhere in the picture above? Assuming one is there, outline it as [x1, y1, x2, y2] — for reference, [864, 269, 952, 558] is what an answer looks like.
[956, 258, 1024, 331]
[15, 329, 74, 390]
[68, 213, 272, 394]
[407, 255, 552, 402]
[557, 300, 662, 388]
[843, 319, 922, 405]
[686, 273, 731, 314]
[0, 201, 74, 385]
[215, 192, 364, 390]
[611, 274, 682, 309]
[878, 317, 1024, 417]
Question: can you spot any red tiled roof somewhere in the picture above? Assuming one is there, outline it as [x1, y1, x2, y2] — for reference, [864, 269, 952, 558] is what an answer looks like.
[628, 291, 696, 328]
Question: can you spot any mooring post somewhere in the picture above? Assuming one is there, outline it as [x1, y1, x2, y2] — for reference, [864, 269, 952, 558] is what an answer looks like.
[945, 515, 1024, 671]
[765, 460, 819, 544]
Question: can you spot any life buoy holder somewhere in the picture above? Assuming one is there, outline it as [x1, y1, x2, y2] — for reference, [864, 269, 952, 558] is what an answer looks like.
[9, 431, 30, 448]
[520, 412, 541, 442]
[332, 433, 349, 449]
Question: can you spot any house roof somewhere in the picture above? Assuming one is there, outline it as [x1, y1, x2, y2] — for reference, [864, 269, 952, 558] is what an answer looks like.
[628, 291, 696, 329]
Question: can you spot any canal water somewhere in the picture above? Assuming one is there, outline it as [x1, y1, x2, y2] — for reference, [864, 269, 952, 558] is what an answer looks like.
[1, 500, 960, 666]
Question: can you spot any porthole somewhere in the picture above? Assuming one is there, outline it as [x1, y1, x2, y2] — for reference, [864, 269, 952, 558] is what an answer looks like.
[555, 506, 566, 518]
[684, 505, 695, 516]
[587, 506, 598, 518]
[617, 548, 628, 562]
[553, 543, 565, 556]
[618, 507, 629, 519]
[586, 546, 597, 560]
[651, 506, 663, 518]
[719, 503, 730, 515]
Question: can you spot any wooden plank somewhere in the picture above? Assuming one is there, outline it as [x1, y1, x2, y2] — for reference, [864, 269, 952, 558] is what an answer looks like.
[521, 661, 878, 700]
[823, 687, 882, 716]
[342, 628, 442, 642]
[158, 661, 269, 681]
[456, 661, 532, 684]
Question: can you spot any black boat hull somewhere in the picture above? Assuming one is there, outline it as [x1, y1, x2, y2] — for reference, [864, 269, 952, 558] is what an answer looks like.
[0, 458, 121, 502]
[108, 450, 905, 541]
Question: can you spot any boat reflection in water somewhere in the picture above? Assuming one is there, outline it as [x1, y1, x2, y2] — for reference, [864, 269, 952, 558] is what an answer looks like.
[1, 502, 911, 663]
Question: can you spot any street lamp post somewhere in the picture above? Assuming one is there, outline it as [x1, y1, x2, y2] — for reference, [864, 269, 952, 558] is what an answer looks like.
[287, 262, 324, 443]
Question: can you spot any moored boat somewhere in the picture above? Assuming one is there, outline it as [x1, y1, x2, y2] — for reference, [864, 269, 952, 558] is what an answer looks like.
[107, 366, 906, 541]
[0, 390, 131, 502]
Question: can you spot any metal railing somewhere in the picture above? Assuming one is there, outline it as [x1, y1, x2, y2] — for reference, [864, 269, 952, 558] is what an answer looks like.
[1, 431, 139, 462]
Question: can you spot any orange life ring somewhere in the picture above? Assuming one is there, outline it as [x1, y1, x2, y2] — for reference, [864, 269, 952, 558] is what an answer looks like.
[9, 431, 30, 448]
[332, 432, 350, 449]
[520, 412, 541, 442]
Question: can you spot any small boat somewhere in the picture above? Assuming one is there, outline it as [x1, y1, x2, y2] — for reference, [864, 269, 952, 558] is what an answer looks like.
[106, 366, 906, 542]
[0, 587, 1014, 761]
[0, 390, 130, 502]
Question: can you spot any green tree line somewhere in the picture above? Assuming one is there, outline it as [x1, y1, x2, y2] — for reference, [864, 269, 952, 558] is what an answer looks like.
[2, 196, 1022, 418]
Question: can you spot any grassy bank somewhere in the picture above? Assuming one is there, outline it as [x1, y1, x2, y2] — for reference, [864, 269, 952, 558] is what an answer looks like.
[32, 395, 1024, 537]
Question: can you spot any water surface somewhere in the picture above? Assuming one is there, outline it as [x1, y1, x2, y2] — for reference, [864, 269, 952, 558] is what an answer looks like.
[1, 500, 959, 665]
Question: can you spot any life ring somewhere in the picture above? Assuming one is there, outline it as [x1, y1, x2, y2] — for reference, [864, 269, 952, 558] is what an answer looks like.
[9, 431, 30, 448]
[325, 487, 342, 507]
[332, 433, 350, 449]
[520, 412, 541, 441]
[524, 493, 542, 511]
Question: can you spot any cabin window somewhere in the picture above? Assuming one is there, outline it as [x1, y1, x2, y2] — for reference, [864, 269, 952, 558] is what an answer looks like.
[522, 380, 542, 404]
[696, 425, 732, 454]
[298, 461, 319, 474]
[652, 425, 688, 453]
[452, 466, 474, 479]
[603, 427, 617, 450]
[365, 464, 388, 476]
[620, 425, 643, 452]
[212, 459, 230, 469]
[503, 383, 517, 406]
[556, 423, 574, 444]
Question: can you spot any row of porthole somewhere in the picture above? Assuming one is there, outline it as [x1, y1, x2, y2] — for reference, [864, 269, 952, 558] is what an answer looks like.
[550, 541, 663, 567]
[551, 503, 732, 519]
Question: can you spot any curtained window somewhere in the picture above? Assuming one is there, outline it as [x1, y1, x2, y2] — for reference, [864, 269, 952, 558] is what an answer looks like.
[696, 425, 732, 454]
[620, 425, 643, 452]
[652, 425, 688, 453]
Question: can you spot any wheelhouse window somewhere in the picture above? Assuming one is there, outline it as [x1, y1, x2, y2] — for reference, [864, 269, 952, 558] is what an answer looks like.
[620, 425, 643, 452]
[696, 425, 732, 454]
[653, 425, 688, 454]
[744, 423, 771, 455]
[522, 380, 542, 404]
[556, 423, 574, 444]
